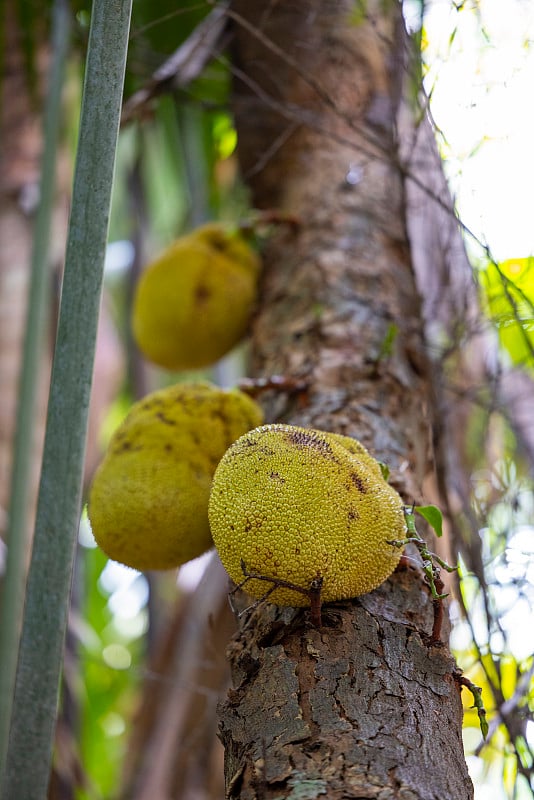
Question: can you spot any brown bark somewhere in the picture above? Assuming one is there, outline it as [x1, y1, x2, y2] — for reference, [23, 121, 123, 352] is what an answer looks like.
[218, 1, 474, 798]
[222, 572, 466, 800]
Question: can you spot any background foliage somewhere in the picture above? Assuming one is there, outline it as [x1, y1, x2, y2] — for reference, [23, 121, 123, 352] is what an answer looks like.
[0, 1, 532, 798]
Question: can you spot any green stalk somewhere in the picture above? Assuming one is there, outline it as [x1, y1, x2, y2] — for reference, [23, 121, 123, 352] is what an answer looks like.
[0, 0, 70, 781]
[1, 1, 132, 797]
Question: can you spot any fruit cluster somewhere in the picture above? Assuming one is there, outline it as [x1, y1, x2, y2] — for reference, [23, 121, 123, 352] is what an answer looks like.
[89, 222, 405, 608]
[90, 221, 262, 570]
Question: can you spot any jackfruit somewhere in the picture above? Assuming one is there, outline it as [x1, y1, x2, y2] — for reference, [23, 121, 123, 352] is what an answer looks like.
[209, 423, 406, 606]
[132, 223, 260, 370]
[322, 431, 385, 480]
[88, 382, 263, 571]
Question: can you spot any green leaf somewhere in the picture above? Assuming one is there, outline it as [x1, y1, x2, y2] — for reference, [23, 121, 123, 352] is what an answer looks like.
[414, 504, 443, 538]
[349, 0, 367, 25]
[378, 461, 390, 481]
[481, 258, 534, 369]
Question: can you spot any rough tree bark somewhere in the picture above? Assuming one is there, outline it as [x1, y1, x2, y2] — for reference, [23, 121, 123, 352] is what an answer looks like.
[218, 2, 474, 798]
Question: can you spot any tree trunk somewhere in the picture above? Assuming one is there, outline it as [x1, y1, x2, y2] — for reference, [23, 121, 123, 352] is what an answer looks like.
[219, 2, 474, 798]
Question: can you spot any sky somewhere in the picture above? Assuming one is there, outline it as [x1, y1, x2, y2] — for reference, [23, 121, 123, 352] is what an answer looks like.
[418, 0, 534, 261]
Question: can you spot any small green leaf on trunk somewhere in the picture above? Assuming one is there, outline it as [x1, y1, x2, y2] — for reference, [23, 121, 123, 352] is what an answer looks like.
[414, 504, 443, 538]
[378, 461, 390, 481]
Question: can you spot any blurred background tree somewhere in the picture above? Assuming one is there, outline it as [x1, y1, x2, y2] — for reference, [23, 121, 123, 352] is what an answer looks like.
[0, 1, 532, 798]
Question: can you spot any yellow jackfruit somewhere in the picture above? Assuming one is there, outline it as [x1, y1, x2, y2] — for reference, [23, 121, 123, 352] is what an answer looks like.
[322, 431, 385, 480]
[88, 382, 263, 571]
[209, 424, 406, 606]
[132, 223, 260, 370]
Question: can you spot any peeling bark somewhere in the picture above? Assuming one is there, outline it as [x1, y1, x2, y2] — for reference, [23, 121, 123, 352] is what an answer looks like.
[219, 1, 474, 798]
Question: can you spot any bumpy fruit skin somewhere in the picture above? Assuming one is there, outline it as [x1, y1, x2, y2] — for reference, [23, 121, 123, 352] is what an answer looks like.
[88, 382, 263, 571]
[209, 424, 406, 606]
[322, 431, 385, 480]
[132, 223, 260, 370]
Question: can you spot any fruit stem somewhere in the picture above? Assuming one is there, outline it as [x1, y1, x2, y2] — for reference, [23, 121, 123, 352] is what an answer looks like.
[231, 560, 324, 627]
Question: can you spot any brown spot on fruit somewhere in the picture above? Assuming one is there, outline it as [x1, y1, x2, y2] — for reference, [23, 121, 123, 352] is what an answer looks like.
[350, 472, 367, 492]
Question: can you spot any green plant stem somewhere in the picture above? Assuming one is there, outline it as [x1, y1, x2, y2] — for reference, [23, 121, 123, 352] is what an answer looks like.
[0, 1, 70, 783]
[1, 1, 132, 797]
[454, 670, 489, 740]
